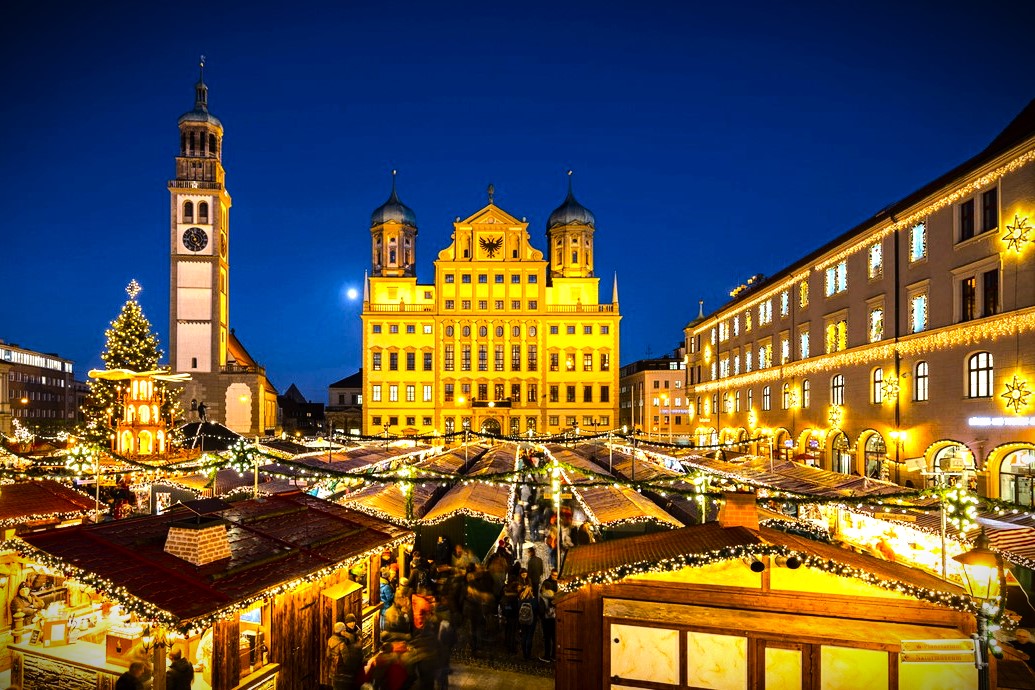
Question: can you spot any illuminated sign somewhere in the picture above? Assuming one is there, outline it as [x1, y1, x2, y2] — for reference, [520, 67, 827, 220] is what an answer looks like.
[969, 416, 1035, 427]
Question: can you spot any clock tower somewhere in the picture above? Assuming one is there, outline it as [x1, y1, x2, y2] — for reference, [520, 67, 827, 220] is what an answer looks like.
[169, 58, 231, 377]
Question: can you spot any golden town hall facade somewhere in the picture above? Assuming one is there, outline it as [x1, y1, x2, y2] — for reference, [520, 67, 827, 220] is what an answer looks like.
[684, 98, 1035, 504]
[362, 177, 620, 437]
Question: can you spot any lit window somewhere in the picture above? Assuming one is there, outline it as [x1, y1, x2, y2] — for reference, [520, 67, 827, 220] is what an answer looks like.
[802, 379, 810, 408]
[831, 375, 845, 406]
[824, 261, 848, 296]
[762, 386, 771, 411]
[872, 368, 884, 404]
[869, 307, 883, 343]
[372, 385, 382, 402]
[758, 300, 772, 326]
[799, 280, 809, 308]
[914, 361, 929, 402]
[868, 242, 883, 279]
[967, 352, 994, 399]
[780, 291, 789, 317]
[825, 319, 847, 353]
[909, 222, 927, 262]
[910, 292, 928, 333]
[780, 336, 790, 364]
[798, 328, 810, 359]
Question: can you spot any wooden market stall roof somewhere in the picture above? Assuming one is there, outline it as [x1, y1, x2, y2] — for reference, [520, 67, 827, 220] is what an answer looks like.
[545, 444, 682, 527]
[420, 445, 516, 524]
[19, 490, 411, 625]
[560, 519, 966, 599]
[0, 480, 96, 526]
[344, 446, 484, 521]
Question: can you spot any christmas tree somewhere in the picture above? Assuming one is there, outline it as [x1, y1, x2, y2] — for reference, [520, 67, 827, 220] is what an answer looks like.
[80, 281, 176, 445]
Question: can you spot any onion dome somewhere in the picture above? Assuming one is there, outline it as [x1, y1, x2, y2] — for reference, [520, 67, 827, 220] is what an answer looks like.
[370, 171, 417, 228]
[178, 57, 222, 127]
[547, 171, 595, 229]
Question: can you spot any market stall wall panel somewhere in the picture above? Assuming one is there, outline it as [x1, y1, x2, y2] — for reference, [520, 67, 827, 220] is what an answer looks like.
[555, 585, 603, 690]
[271, 579, 323, 690]
[21, 652, 98, 690]
[210, 616, 241, 690]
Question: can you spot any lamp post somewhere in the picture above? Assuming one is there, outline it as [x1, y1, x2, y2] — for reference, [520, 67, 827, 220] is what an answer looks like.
[382, 421, 391, 447]
[953, 529, 1007, 690]
[463, 418, 471, 464]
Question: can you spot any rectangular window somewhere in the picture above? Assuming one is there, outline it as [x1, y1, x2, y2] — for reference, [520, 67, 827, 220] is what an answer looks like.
[584, 325, 592, 335]
[406, 385, 415, 403]
[462, 300, 471, 310]
[583, 386, 592, 403]
[960, 199, 975, 241]
[444, 383, 454, 403]
[600, 353, 610, 371]
[780, 291, 789, 318]
[495, 300, 504, 310]
[423, 385, 432, 402]
[961, 277, 977, 322]
[567, 325, 576, 335]
[444, 345, 454, 371]
[780, 336, 790, 364]
[406, 325, 415, 334]
[372, 385, 382, 402]
[758, 300, 773, 326]
[389, 325, 399, 334]
[799, 328, 810, 359]
[583, 353, 593, 371]
[548, 415, 559, 426]
[389, 352, 398, 370]
[566, 354, 576, 372]
[527, 384, 537, 402]
[983, 269, 999, 317]
[527, 345, 537, 371]
[910, 222, 927, 261]
[550, 353, 559, 371]
[512, 300, 521, 310]
[495, 274, 504, 283]
[495, 345, 504, 371]
[528, 300, 537, 309]
[914, 362, 929, 402]
[478, 300, 487, 310]
[869, 307, 884, 343]
[389, 385, 399, 402]
[372, 325, 382, 334]
[868, 242, 883, 279]
[824, 261, 848, 296]
[478, 345, 488, 371]
[762, 386, 771, 411]
[910, 292, 928, 333]
[511, 345, 521, 371]
[406, 352, 415, 371]
[478, 383, 488, 400]
[445, 300, 455, 309]
[423, 325, 433, 334]
[567, 386, 577, 403]
[601, 325, 609, 335]
[825, 319, 847, 353]
[511, 383, 521, 401]
[550, 326, 559, 335]
[372, 352, 382, 371]
[511, 274, 521, 284]
[461, 345, 471, 371]
[495, 384, 506, 401]
[445, 274, 455, 283]
[528, 275, 537, 283]
[600, 385, 610, 403]
[550, 385, 559, 403]
[423, 352, 432, 371]
[982, 188, 998, 233]
[478, 274, 487, 284]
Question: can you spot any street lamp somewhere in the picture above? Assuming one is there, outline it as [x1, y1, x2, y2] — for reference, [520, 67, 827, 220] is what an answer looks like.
[462, 418, 471, 464]
[382, 421, 391, 447]
[953, 529, 1007, 690]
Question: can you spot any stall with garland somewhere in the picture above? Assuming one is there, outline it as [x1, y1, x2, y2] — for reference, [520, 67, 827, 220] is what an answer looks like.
[555, 491, 991, 690]
[3, 490, 411, 690]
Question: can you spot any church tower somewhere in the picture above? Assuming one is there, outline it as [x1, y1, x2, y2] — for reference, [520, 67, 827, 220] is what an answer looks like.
[370, 171, 418, 277]
[546, 171, 596, 279]
[169, 57, 231, 376]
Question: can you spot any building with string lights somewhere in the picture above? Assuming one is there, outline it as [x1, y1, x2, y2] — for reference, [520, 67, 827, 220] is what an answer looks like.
[618, 349, 691, 441]
[0, 339, 77, 437]
[361, 176, 620, 437]
[683, 98, 1035, 503]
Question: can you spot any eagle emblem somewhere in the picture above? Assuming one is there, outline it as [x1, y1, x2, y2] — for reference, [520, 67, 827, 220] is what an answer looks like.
[479, 235, 504, 258]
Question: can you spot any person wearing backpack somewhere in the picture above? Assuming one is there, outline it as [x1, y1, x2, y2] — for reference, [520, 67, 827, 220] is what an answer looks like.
[515, 568, 537, 660]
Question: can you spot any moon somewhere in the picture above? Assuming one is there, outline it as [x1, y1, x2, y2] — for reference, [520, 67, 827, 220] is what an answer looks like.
[346, 288, 358, 300]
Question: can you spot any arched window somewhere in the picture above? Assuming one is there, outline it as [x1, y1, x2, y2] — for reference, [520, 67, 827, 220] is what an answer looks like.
[967, 352, 994, 398]
[479, 326, 488, 337]
[139, 404, 150, 424]
[914, 361, 929, 401]
[831, 432, 851, 474]
[872, 368, 884, 404]
[121, 430, 134, 454]
[495, 326, 504, 337]
[138, 431, 153, 455]
[445, 326, 454, 337]
[199, 201, 209, 223]
[157, 430, 166, 454]
[462, 326, 471, 337]
[782, 383, 791, 409]
[831, 374, 845, 406]
[802, 379, 811, 408]
[180, 133, 186, 155]
[711, 394, 718, 414]
[209, 133, 217, 156]
[696, 396, 702, 415]
[762, 386, 771, 411]
[865, 434, 887, 479]
[735, 390, 741, 412]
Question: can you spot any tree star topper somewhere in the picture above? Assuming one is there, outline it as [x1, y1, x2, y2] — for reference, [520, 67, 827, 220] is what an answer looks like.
[1001, 374, 1032, 414]
[126, 280, 143, 300]
[1002, 214, 1032, 253]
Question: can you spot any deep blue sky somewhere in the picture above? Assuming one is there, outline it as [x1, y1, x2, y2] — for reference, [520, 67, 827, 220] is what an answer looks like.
[3, 1, 1034, 402]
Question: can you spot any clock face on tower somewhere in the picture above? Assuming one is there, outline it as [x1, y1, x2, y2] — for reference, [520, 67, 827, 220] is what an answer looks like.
[182, 227, 208, 252]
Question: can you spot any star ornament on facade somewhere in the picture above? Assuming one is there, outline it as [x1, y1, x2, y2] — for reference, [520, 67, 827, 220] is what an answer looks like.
[828, 405, 843, 428]
[1002, 215, 1032, 253]
[881, 375, 900, 404]
[1001, 374, 1033, 414]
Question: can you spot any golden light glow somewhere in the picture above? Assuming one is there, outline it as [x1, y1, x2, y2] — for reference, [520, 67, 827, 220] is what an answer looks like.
[828, 405, 843, 428]
[881, 374, 900, 404]
[1002, 215, 1032, 253]
[1001, 374, 1032, 414]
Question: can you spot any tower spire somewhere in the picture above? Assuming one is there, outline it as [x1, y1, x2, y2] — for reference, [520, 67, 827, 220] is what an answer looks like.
[194, 55, 209, 112]
[567, 169, 574, 197]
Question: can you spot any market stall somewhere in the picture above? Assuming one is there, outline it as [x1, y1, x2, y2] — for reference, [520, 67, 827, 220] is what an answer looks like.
[6, 490, 412, 690]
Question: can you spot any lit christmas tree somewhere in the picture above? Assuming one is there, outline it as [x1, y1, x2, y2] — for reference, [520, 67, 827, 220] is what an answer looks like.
[80, 281, 177, 445]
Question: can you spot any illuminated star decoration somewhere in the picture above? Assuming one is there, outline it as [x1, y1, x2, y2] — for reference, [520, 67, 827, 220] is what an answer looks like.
[881, 374, 900, 404]
[1001, 374, 1033, 414]
[126, 280, 143, 300]
[828, 405, 843, 428]
[1002, 215, 1032, 253]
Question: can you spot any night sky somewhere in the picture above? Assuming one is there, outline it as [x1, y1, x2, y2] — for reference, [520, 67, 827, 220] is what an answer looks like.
[3, 1, 1034, 401]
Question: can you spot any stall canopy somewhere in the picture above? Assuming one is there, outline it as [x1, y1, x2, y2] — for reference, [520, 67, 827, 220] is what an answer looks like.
[19, 490, 411, 628]
[544, 444, 682, 527]
[421, 445, 517, 524]
[0, 480, 96, 531]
